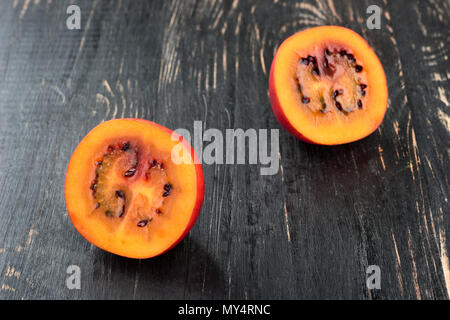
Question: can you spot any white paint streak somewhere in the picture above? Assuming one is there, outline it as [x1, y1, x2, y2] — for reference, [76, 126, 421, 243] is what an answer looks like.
[392, 233, 404, 295]
[378, 145, 386, 171]
[407, 228, 422, 299]
[1, 284, 16, 292]
[5, 266, 21, 279]
[438, 208, 450, 298]
[96, 93, 110, 118]
[437, 108, 450, 132]
[437, 87, 449, 106]
[283, 204, 291, 243]
[25, 228, 38, 248]
[19, 0, 31, 20]
[51, 85, 66, 104]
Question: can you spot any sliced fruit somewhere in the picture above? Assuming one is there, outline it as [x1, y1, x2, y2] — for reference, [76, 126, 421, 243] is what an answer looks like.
[65, 119, 204, 259]
[269, 25, 388, 145]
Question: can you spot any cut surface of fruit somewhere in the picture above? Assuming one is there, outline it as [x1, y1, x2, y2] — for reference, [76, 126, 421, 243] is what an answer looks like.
[65, 119, 204, 259]
[269, 26, 388, 145]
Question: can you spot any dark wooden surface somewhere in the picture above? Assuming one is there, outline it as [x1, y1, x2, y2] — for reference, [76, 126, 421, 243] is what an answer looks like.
[0, 0, 448, 300]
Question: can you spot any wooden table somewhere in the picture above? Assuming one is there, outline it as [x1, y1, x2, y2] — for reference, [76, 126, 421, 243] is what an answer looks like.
[0, 0, 448, 300]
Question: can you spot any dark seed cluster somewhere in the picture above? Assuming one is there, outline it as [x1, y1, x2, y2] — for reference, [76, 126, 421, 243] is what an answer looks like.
[308, 55, 317, 64]
[105, 210, 115, 217]
[332, 89, 347, 112]
[332, 90, 339, 99]
[360, 83, 367, 97]
[149, 159, 164, 170]
[326, 49, 363, 73]
[299, 55, 320, 105]
[90, 182, 97, 193]
[119, 205, 125, 218]
[312, 67, 320, 76]
[90, 142, 138, 218]
[347, 53, 355, 62]
[357, 100, 363, 109]
[297, 47, 368, 114]
[300, 55, 320, 77]
[114, 190, 126, 217]
[90, 165, 100, 197]
[89, 142, 172, 227]
[137, 220, 149, 227]
[163, 183, 172, 197]
[323, 56, 329, 68]
[122, 142, 130, 151]
[124, 168, 136, 177]
[115, 190, 125, 199]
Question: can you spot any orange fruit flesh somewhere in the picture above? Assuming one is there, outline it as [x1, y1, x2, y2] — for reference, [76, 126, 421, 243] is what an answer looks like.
[65, 119, 203, 259]
[271, 26, 388, 145]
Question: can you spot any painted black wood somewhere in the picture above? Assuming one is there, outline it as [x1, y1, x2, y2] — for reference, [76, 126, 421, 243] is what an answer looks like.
[0, 0, 448, 299]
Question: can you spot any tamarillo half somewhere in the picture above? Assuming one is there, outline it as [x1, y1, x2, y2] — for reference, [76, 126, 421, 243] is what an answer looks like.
[65, 119, 204, 259]
[269, 26, 388, 145]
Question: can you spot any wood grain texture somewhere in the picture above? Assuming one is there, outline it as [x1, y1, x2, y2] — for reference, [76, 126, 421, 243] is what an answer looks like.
[0, 0, 448, 299]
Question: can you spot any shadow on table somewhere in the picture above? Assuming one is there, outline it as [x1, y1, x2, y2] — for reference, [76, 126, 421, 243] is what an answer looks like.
[91, 238, 225, 299]
[281, 130, 393, 202]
